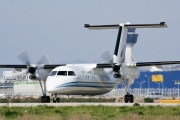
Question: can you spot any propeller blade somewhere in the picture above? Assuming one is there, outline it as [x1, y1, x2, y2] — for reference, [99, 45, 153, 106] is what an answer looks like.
[37, 53, 51, 65]
[99, 49, 113, 64]
[17, 50, 50, 75]
[36, 53, 51, 69]
[99, 49, 114, 75]
[17, 50, 31, 67]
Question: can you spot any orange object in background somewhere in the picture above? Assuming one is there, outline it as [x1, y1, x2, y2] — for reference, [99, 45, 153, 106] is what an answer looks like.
[152, 74, 163, 82]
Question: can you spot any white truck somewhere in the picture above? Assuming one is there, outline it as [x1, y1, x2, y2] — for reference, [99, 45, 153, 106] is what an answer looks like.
[145, 92, 163, 98]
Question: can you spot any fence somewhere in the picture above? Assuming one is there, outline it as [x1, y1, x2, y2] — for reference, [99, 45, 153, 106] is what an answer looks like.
[0, 88, 180, 99]
[101, 88, 180, 99]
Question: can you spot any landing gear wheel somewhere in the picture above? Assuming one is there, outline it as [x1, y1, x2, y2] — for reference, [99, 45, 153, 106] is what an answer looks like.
[53, 98, 56, 103]
[52, 94, 60, 103]
[41, 96, 50, 103]
[124, 94, 134, 103]
[124, 95, 129, 103]
[53, 97, 60, 103]
[129, 95, 134, 103]
[57, 98, 60, 103]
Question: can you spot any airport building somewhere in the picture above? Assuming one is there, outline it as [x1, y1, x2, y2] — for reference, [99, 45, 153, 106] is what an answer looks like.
[118, 70, 180, 89]
[3, 71, 16, 83]
[0, 70, 43, 96]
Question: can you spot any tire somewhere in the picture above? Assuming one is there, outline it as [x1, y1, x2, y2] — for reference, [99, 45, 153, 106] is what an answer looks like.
[124, 95, 129, 103]
[129, 95, 134, 103]
[41, 96, 50, 103]
[41, 96, 45, 103]
[53, 98, 56, 103]
[57, 98, 60, 103]
[46, 96, 50, 103]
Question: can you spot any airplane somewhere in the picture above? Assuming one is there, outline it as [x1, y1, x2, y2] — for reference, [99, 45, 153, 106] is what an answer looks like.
[1, 22, 180, 103]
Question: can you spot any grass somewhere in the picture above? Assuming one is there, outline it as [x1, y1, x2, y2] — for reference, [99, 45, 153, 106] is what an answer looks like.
[0, 105, 180, 120]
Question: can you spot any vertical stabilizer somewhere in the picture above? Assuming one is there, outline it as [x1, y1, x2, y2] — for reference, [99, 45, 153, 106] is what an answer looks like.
[113, 23, 129, 64]
[124, 29, 138, 63]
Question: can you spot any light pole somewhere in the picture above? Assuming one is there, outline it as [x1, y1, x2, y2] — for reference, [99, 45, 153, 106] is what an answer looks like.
[137, 81, 145, 98]
[145, 75, 150, 92]
[174, 80, 180, 99]
[178, 84, 179, 99]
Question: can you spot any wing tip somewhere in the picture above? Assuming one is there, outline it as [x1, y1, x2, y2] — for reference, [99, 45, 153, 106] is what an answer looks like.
[84, 24, 90, 28]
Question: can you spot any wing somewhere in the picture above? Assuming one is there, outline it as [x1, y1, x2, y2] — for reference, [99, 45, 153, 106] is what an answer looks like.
[0, 64, 66, 69]
[96, 61, 180, 68]
[1, 61, 180, 69]
[135, 61, 180, 67]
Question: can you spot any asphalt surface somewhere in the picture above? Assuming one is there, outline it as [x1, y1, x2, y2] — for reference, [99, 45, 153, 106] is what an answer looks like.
[0, 103, 180, 107]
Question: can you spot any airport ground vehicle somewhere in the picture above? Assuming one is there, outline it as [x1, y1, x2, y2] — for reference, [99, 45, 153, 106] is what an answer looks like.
[145, 92, 163, 98]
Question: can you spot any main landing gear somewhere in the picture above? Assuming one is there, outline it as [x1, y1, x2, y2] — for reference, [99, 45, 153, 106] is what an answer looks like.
[123, 81, 134, 103]
[41, 96, 50, 103]
[38, 80, 50, 103]
[124, 92, 134, 103]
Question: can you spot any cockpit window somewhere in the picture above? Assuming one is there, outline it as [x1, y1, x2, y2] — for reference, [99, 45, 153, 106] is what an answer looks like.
[49, 71, 57, 76]
[68, 71, 76, 76]
[57, 71, 67, 76]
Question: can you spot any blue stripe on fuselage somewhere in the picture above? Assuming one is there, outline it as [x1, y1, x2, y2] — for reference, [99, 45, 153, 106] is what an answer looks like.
[56, 81, 116, 88]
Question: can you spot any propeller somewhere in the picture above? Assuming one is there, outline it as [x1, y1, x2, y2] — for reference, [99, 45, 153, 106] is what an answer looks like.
[17, 50, 51, 79]
[99, 49, 121, 78]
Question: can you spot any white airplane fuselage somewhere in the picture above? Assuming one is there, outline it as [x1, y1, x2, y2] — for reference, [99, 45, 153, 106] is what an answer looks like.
[46, 64, 140, 95]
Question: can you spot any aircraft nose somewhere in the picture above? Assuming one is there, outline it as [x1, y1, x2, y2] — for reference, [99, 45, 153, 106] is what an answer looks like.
[46, 76, 58, 93]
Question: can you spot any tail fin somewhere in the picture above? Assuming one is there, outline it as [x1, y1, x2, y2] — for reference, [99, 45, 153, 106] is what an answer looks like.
[84, 22, 167, 64]
[124, 28, 138, 63]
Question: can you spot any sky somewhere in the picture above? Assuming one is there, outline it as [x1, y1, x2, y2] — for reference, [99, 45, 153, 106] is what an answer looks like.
[0, 0, 180, 65]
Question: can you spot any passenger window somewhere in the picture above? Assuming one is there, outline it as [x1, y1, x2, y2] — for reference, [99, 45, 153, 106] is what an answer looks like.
[57, 71, 67, 76]
[68, 71, 76, 76]
[49, 71, 57, 76]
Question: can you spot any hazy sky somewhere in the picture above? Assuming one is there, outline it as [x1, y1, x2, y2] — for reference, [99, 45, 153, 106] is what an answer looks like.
[0, 0, 180, 65]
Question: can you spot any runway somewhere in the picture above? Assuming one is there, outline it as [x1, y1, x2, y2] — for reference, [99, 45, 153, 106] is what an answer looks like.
[0, 103, 180, 107]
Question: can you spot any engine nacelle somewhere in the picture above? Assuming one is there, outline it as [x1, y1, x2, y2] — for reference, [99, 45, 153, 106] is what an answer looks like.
[29, 75, 37, 79]
[113, 74, 121, 78]
[113, 65, 120, 72]
[28, 67, 36, 74]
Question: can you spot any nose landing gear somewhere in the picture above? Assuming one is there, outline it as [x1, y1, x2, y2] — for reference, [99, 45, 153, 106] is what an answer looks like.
[52, 94, 60, 103]
[41, 96, 50, 103]
[39, 80, 50, 103]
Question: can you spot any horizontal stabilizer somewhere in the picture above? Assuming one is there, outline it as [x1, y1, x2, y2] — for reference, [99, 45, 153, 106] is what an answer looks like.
[124, 22, 167, 28]
[84, 24, 119, 30]
[84, 22, 167, 30]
